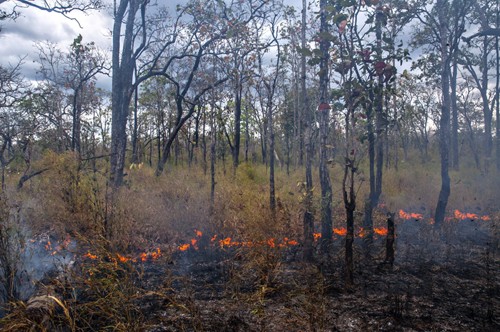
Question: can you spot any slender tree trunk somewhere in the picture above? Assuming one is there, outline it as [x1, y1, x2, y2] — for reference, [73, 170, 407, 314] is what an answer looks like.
[131, 74, 140, 164]
[301, 0, 314, 262]
[268, 103, 276, 214]
[434, 0, 452, 226]
[202, 111, 208, 175]
[110, 0, 138, 188]
[245, 102, 250, 163]
[364, 99, 375, 240]
[481, 36, 493, 172]
[364, 7, 385, 252]
[451, 53, 459, 170]
[233, 80, 242, 172]
[343, 105, 356, 288]
[71, 87, 83, 155]
[318, 0, 333, 250]
[210, 103, 217, 211]
[496, 2, 500, 171]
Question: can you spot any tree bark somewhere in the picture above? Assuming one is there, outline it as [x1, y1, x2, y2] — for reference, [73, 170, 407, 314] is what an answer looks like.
[496, 4, 500, 171]
[233, 80, 243, 172]
[451, 53, 459, 170]
[301, 0, 314, 262]
[434, 0, 452, 226]
[318, 0, 333, 250]
[110, 0, 141, 188]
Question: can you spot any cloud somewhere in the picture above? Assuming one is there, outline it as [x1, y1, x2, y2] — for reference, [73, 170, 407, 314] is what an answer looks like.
[0, 5, 113, 88]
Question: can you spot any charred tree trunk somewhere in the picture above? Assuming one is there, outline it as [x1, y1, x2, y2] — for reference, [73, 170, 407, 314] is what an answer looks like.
[344, 167, 356, 288]
[385, 212, 395, 265]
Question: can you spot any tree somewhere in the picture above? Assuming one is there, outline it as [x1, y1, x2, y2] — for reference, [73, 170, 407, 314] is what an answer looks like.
[65, 34, 108, 155]
[254, 10, 283, 214]
[109, 0, 272, 187]
[300, 0, 314, 261]
[317, 0, 333, 249]
[412, 0, 471, 225]
[0, 60, 28, 189]
[0, 0, 101, 21]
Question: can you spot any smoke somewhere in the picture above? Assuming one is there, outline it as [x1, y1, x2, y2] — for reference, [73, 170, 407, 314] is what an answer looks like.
[17, 235, 76, 301]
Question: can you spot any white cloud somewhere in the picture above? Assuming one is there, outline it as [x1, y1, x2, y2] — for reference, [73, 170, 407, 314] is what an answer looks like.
[0, 4, 113, 87]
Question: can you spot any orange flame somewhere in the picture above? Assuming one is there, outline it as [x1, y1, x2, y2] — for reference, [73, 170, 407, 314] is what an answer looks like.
[374, 227, 388, 236]
[117, 254, 131, 263]
[399, 209, 423, 220]
[267, 238, 276, 248]
[454, 209, 491, 221]
[334, 227, 347, 236]
[219, 237, 232, 247]
[83, 252, 98, 260]
[178, 243, 190, 251]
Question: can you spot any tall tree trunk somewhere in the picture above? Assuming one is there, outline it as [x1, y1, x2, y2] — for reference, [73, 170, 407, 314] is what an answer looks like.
[434, 0, 452, 226]
[481, 36, 493, 172]
[301, 0, 314, 262]
[110, 0, 139, 188]
[245, 102, 250, 163]
[450, 52, 459, 170]
[233, 80, 242, 172]
[71, 87, 83, 155]
[210, 103, 217, 211]
[131, 73, 140, 164]
[451, 53, 459, 170]
[318, 0, 333, 250]
[343, 105, 356, 288]
[268, 103, 276, 214]
[364, 6, 385, 252]
[496, 1, 500, 171]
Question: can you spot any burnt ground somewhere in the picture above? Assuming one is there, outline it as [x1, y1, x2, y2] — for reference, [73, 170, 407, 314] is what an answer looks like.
[2, 219, 498, 331]
[135, 226, 499, 332]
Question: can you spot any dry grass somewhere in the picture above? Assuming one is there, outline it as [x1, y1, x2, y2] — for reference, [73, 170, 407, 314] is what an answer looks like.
[0, 150, 498, 330]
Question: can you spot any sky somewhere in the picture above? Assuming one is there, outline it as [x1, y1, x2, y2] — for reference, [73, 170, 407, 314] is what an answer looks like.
[0, 1, 114, 88]
[0, 0, 424, 92]
[0, 0, 305, 90]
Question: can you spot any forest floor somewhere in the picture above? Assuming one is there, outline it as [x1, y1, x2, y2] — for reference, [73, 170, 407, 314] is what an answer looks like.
[1, 161, 499, 331]
[136, 233, 500, 332]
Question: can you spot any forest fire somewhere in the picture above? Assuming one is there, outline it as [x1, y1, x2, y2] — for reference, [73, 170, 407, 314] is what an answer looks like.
[454, 209, 491, 221]
[176, 226, 394, 252]
[374, 227, 388, 236]
[44, 236, 73, 256]
[399, 209, 424, 220]
[333, 227, 347, 236]
[398, 209, 491, 222]
[81, 248, 161, 263]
